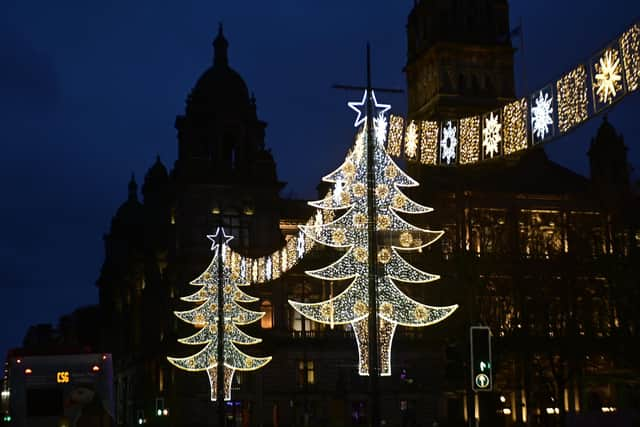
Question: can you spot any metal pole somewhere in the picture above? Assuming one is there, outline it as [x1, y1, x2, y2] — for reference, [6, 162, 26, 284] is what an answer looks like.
[217, 224, 226, 427]
[331, 49, 402, 427]
[365, 43, 381, 427]
[302, 281, 309, 427]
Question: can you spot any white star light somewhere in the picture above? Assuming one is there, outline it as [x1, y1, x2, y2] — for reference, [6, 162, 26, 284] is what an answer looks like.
[531, 90, 554, 141]
[347, 90, 391, 128]
[595, 49, 622, 104]
[440, 121, 458, 164]
[206, 227, 234, 253]
[482, 112, 502, 158]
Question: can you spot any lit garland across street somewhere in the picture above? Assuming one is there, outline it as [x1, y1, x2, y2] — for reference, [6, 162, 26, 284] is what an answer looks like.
[557, 64, 589, 133]
[289, 92, 458, 376]
[404, 120, 419, 160]
[620, 24, 640, 92]
[530, 86, 555, 143]
[387, 115, 404, 157]
[419, 120, 438, 165]
[189, 20, 640, 294]
[591, 46, 625, 110]
[502, 98, 528, 155]
[167, 229, 271, 401]
[459, 116, 480, 164]
[439, 120, 458, 165]
[482, 111, 502, 159]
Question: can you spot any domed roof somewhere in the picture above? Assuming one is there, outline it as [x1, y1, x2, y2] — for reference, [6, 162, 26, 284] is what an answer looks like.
[111, 174, 143, 233]
[186, 25, 251, 114]
[595, 115, 619, 141]
[590, 116, 625, 155]
[143, 155, 168, 186]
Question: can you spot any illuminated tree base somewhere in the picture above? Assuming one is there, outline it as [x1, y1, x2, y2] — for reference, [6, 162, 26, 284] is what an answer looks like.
[206, 366, 235, 401]
[353, 317, 397, 376]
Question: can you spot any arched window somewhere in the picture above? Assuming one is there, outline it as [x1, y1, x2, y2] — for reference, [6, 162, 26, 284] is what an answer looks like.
[291, 309, 315, 333]
[260, 300, 273, 329]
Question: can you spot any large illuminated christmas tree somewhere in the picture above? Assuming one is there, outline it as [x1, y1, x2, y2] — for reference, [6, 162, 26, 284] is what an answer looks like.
[168, 228, 271, 400]
[289, 91, 457, 375]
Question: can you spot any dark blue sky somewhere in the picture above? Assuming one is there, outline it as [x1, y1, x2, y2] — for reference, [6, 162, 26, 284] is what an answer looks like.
[1, 1, 639, 359]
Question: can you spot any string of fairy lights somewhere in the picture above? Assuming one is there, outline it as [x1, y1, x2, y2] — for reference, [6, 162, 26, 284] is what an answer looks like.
[287, 93, 457, 375]
[187, 23, 640, 293]
[387, 21, 639, 166]
[168, 21, 639, 388]
[167, 229, 272, 401]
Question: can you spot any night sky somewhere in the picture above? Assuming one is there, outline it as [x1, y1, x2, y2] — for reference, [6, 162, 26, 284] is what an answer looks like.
[1, 1, 639, 360]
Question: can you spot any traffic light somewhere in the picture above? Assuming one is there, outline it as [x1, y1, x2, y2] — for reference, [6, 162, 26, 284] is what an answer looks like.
[470, 326, 492, 392]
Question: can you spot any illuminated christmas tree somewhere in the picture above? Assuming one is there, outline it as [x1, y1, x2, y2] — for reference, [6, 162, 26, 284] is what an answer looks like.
[289, 92, 458, 375]
[168, 228, 271, 400]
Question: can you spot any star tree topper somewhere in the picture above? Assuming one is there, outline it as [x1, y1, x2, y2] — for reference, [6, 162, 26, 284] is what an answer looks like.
[347, 90, 391, 128]
[207, 227, 234, 253]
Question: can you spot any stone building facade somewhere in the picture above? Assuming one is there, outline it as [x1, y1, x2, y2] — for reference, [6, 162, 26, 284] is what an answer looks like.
[96, 3, 640, 426]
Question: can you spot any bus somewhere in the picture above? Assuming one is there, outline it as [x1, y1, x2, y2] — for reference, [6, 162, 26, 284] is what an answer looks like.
[2, 351, 114, 427]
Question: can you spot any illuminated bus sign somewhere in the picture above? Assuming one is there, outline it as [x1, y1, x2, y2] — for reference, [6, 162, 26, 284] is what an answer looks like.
[56, 371, 70, 383]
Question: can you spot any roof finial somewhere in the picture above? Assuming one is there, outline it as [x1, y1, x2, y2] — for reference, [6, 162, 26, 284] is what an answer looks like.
[213, 21, 228, 67]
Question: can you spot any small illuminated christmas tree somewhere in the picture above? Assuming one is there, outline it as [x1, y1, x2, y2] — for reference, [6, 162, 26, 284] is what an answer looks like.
[168, 228, 271, 400]
[289, 92, 457, 375]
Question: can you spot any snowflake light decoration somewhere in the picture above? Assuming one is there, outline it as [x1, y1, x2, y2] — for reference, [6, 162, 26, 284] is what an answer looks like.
[404, 120, 418, 159]
[265, 257, 272, 281]
[531, 89, 554, 142]
[594, 48, 623, 105]
[374, 113, 388, 145]
[482, 112, 502, 158]
[439, 121, 458, 164]
[296, 230, 305, 259]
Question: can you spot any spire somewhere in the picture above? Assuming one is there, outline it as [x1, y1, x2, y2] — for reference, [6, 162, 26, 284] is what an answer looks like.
[589, 116, 630, 204]
[128, 173, 138, 202]
[213, 22, 229, 67]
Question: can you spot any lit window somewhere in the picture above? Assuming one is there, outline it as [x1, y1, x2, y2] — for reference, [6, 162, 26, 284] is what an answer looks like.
[260, 301, 273, 329]
[297, 360, 315, 387]
[292, 310, 315, 333]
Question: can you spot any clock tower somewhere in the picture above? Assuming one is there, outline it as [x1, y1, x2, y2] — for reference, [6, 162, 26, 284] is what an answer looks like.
[405, 0, 516, 120]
